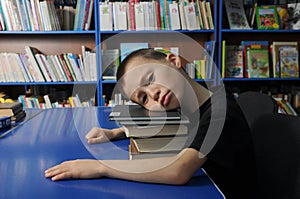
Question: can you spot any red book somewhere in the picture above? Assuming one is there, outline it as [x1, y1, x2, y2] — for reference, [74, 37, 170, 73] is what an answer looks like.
[58, 54, 74, 81]
[155, 1, 162, 30]
[128, 0, 136, 30]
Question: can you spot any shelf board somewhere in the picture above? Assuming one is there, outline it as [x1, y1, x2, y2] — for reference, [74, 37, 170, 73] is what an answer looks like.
[0, 81, 97, 86]
[221, 29, 300, 33]
[99, 30, 215, 34]
[0, 30, 96, 35]
[102, 80, 117, 84]
[222, 78, 300, 81]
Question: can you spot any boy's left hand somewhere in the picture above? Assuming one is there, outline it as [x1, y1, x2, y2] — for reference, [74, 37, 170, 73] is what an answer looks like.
[45, 159, 103, 181]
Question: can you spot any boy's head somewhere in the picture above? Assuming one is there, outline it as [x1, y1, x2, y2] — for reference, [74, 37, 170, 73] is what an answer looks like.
[115, 48, 188, 111]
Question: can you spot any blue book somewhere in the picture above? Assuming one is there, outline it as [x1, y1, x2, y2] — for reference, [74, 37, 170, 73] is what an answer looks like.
[0, 116, 11, 131]
[120, 42, 149, 62]
[204, 40, 216, 79]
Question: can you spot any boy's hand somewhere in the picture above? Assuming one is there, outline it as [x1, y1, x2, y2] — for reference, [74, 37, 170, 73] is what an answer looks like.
[45, 160, 104, 181]
[85, 127, 125, 144]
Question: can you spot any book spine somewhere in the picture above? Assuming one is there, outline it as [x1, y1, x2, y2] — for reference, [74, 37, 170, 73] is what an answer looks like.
[58, 54, 74, 82]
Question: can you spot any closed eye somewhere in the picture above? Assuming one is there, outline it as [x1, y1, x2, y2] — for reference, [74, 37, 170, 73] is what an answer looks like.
[145, 73, 154, 86]
[142, 94, 147, 104]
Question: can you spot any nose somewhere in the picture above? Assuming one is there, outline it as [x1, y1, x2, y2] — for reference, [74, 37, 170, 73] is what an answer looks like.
[147, 86, 160, 102]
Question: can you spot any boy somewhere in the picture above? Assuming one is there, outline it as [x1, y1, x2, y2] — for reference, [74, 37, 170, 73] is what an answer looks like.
[45, 49, 256, 199]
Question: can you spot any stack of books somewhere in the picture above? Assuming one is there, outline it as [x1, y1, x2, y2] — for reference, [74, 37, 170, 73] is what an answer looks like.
[109, 105, 189, 159]
[0, 102, 26, 125]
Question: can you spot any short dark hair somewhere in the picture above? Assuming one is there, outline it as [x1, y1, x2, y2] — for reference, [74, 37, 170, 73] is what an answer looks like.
[116, 48, 167, 81]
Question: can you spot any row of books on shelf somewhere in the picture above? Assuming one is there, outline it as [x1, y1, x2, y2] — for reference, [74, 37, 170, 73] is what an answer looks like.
[99, 0, 214, 31]
[0, 45, 96, 83]
[109, 104, 189, 159]
[102, 41, 215, 81]
[0, 0, 94, 31]
[222, 40, 299, 78]
[224, 0, 300, 30]
[275, 97, 298, 116]
[18, 94, 94, 109]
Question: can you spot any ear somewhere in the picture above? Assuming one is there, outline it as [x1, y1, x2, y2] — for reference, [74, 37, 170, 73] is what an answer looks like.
[165, 53, 182, 69]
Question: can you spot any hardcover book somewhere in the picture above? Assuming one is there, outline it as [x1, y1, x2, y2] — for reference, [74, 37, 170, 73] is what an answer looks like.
[183, 2, 199, 30]
[279, 46, 299, 78]
[129, 136, 187, 159]
[242, 41, 269, 78]
[0, 116, 11, 131]
[102, 49, 120, 80]
[109, 105, 182, 121]
[0, 102, 23, 117]
[99, 2, 113, 31]
[169, 1, 181, 30]
[225, 45, 244, 78]
[224, 0, 251, 29]
[246, 46, 270, 78]
[271, 41, 298, 78]
[256, 6, 279, 30]
[120, 42, 149, 62]
[123, 124, 188, 138]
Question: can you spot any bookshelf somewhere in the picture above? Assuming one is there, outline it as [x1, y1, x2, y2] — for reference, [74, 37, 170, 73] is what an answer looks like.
[218, 0, 300, 107]
[0, 0, 217, 108]
[98, 0, 218, 106]
[0, 0, 98, 108]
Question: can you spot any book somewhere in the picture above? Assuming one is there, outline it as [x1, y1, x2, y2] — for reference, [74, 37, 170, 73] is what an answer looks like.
[242, 41, 269, 78]
[225, 45, 244, 78]
[279, 46, 299, 78]
[183, 2, 199, 30]
[0, 102, 23, 117]
[287, 3, 300, 30]
[169, 1, 181, 30]
[102, 49, 120, 80]
[99, 1, 113, 31]
[120, 42, 149, 62]
[109, 105, 182, 121]
[154, 47, 179, 55]
[245, 44, 270, 78]
[271, 41, 298, 78]
[194, 59, 206, 79]
[112, 2, 128, 31]
[129, 136, 187, 159]
[118, 113, 189, 126]
[205, 1, 214, 30]
[256, 6, 279, 30]
[123, 124, 188, 138]
[178, 0, 187, 30]
[200, 0, 209, 30]
[224, 0, 251, 29]
[203, 40, 216, 79]
[134, 2, 145, 31]
[0, 116, 11, 131]
[221, 40, 226, 78]
[128, 0, 136, 30]
[11, 110, 26, 124]
[24, 46, 46, 82]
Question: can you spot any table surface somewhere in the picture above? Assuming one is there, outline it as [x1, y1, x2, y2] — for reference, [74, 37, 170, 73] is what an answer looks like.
[0, 107, 224, 199]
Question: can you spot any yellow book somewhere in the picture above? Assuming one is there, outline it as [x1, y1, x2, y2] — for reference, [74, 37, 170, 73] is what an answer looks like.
[222, 40, 226, 78]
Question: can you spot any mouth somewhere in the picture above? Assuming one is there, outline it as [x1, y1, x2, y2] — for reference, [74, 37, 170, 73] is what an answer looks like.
[160, 91, 172, 107]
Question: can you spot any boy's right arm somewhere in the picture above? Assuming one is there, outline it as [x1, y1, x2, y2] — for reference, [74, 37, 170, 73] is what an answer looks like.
[85, 127, 126, 144]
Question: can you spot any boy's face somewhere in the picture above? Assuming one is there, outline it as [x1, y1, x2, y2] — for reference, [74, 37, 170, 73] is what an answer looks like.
[118, 57, 185, 111]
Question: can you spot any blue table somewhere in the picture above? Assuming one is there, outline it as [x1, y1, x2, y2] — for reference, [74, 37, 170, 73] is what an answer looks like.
[0, 107, 224, 199]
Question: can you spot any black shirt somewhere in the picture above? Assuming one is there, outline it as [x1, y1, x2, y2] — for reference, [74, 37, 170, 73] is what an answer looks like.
[186, 87, 256, 199]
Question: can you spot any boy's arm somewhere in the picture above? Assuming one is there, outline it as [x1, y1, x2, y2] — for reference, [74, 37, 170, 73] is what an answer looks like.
[103, 148, 207, 185]
[45, 148, 206, 185]
[86, 127, 126, 144]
